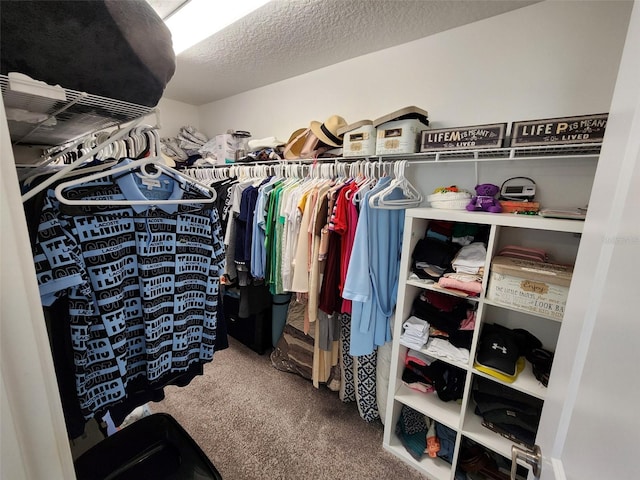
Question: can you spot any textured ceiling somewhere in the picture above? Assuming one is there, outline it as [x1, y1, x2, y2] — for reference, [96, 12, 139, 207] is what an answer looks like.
[147, 0, 540, 106]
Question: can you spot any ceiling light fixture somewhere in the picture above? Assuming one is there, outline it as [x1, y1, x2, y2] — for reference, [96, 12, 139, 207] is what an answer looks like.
[165, 0, 270, 55]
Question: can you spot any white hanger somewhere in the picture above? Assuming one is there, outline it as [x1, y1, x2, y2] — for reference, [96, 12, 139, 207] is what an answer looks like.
[54, 156, 217, 206]
[22, 123, 168, 191]
[351, 160, 379, 205]
[369, 160, 423, 209]
[21, 113, 155, 203]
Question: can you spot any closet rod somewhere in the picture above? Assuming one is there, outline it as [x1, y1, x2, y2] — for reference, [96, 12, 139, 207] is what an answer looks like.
[184, 150, 586, 172]
[17, 131, 98, 179]
[21, 110, 158, 203]
[183, 156, 367, 169]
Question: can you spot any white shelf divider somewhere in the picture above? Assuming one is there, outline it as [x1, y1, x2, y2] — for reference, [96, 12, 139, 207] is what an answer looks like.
[385, 433, 453, 480]
[394, 384, 462, 430]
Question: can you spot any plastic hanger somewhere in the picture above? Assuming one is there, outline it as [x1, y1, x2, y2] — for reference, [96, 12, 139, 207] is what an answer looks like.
[369, 160, 423, 209]
[54, 156, 217, 206]
[22, 159, 119, 188]
[351, 161, 379, 205]
[22, 122, 166, 190]
[21, 114, 154, 203]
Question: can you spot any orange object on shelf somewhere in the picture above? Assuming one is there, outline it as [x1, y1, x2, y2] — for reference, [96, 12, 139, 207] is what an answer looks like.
[499, 200, 540, 213]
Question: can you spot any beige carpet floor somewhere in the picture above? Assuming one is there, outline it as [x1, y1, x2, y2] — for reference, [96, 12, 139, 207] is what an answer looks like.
[152, 337, 426, 480]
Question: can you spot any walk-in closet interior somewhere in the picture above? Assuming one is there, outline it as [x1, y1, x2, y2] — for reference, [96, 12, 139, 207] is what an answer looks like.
[1, 1, 639, 479]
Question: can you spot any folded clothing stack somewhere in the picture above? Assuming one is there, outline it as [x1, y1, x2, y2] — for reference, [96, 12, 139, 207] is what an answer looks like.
[411, 221, 490, 285]
[402, 351, 466, 403]
[402, 349, 436, 394]
[399, 316, 430, 349]
[412, 291, 473, 347]
[423, 338, 469, 364]
[395, 405, 458, 464]
[436, 241, 487, 296]
[451, 242, 487, 274]
[161, 125, 209, 164]
[410, 290, 475, 368]
[473, 377, 543, 447]
[497, 244, 548, 263]
[178, 125, 208, 155]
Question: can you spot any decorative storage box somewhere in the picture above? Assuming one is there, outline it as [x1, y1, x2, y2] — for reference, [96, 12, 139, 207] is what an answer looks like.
[420, 123, 506, 151]
[486, 256, 574, 320]
[510, 113, 608, 147]
[339, 120, 376, 157]
[375, 118, 429, 155]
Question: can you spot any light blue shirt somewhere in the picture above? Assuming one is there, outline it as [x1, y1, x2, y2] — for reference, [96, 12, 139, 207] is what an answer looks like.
[343, 177, 405, 356]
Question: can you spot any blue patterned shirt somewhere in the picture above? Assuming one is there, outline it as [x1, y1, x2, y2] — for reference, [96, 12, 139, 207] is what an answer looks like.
[33, 165, 225, 418]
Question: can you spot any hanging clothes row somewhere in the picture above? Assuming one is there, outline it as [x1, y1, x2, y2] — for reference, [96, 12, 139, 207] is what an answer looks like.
[47, 127, 159, 164]
[22, 125, 226, 439]
[182, 159, 422, 422]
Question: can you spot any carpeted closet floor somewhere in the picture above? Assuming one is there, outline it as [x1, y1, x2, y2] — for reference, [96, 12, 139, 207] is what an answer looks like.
[152, 337, 426, 480]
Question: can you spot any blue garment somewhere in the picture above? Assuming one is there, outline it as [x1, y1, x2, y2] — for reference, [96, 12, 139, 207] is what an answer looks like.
[435, 422, 457, 464]
[234, 185, 257, 265]
[343, 177, 405, 356]
[343, 177, 403, 355]
[33, 165, 225, 419]
[250, 177, 279, 279]
[343, 182, 383, 355]
[368, 184, 405, 347]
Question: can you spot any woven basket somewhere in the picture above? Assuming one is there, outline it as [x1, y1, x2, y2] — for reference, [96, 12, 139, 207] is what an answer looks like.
[428, 191, 471, 209]
[427, 191, 470, 202]
[430, 199, 471, 210]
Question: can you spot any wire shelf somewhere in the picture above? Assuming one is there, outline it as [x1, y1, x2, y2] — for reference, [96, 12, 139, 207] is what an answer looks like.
[367, 142, 601, 163]
[1, 74, 154, 146]
[253, 143, 602, 166]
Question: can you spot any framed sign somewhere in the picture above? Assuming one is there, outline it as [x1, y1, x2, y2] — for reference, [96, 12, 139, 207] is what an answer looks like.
[420, 123, 506, 151]
[510, 113, 608, 147]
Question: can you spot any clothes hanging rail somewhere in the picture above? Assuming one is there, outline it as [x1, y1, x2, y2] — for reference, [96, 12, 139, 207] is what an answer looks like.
[54, 156, 217, 206]
[21, 110, 159, 203]
[191, 142, 600, 166]
[16, 130, 102, 180]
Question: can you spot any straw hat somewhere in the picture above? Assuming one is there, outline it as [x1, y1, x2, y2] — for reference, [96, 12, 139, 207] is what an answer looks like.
[310, 115, 348, 147]
[283, 127, 309, 160]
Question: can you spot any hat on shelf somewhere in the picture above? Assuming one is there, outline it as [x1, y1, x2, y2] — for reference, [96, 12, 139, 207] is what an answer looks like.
[283, 127, 309, 160]
[309, 115, 348, 147]
[475, 328, 520, 377]
[372, 105, 429, 127]
[337, 119, 373, 136]
[247, 136, 285, 152]
[159, 151, 176, 168]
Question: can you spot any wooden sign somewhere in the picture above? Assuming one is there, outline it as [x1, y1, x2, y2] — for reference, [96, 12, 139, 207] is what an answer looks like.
[510, 113, 608, 147]
[420, 123, 506, 151]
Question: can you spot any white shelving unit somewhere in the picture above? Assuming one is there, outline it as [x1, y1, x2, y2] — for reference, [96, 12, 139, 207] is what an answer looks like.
[382, 206, 586, 480]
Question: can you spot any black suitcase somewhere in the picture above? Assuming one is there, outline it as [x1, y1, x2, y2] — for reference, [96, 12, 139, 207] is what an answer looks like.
[74, 413, 222, 480]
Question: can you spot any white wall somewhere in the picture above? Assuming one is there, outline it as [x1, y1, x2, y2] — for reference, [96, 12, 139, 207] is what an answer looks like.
[1, 96, 76, 480]
[196, 0, 632, 208]
[152, 97, 200, 138]
[535, 3, 640, 477]
[198, 1, 629, 140]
